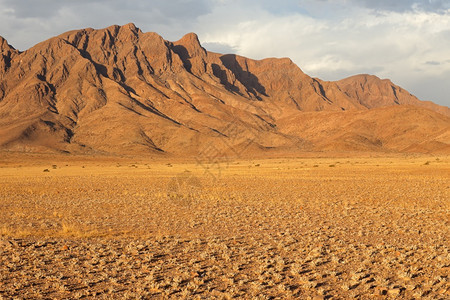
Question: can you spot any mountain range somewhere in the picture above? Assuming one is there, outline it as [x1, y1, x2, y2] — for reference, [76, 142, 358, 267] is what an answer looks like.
[0, 23, 449, 156]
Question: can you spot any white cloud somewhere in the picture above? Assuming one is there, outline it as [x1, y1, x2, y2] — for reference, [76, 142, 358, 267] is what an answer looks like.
[195, 4, 450, 106]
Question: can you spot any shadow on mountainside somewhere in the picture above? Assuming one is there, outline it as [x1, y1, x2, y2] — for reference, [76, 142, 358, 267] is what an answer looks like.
[172, 44, 193, 73]
[215, 54, 268, 100]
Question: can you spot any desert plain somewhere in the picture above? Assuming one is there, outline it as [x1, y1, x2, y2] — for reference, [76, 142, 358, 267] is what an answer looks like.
[0, 153, 448, 299]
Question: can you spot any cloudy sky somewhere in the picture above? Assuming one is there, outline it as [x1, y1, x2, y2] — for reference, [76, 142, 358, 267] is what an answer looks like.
[1, 0, 449, 106]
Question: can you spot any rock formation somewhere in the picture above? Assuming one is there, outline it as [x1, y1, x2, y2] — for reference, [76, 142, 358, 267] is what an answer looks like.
[0, 24, 448, 155]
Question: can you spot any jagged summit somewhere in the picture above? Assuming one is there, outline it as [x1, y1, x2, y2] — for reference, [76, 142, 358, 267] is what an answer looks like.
[177, 32, 201, 44]
[121, 22, 139, 32]
[0, 36, 12, 51]
[174, 32, 206, 57]
[0, 36, 18, 74]
[336, 74, 450, 116]
[0, 24, 448, 155]
[0, 36, 17, 58]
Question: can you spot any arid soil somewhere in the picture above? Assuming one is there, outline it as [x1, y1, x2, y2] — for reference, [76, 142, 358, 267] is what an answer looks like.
[0, 154, 449, 299]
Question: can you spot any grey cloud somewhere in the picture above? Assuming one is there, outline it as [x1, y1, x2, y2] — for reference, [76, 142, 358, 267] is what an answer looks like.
[346, 0, 450, 13]
[0, 0, 95, 18]
[406, 70, 450, 102]
[0, 0, 212, 20]
[425, 61, 441, 65]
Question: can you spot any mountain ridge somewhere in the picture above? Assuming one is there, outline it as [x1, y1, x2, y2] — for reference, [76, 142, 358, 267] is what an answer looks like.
[0, 23, 449, 156]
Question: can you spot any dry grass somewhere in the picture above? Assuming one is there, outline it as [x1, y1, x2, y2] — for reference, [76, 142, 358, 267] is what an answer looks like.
[0, 155, 449, 298]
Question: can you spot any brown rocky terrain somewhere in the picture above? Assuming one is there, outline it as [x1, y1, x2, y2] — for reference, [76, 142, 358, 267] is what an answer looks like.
[336, 74, 450, 116]
[0, 23, 449, 156]
[0, 155, 449, 298]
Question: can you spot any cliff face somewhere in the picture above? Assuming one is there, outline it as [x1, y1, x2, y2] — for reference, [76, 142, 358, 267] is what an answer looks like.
[0, 24, 448, 155]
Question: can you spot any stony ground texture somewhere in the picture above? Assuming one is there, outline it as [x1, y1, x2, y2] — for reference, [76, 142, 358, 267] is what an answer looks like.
[0, 155, 449, 299]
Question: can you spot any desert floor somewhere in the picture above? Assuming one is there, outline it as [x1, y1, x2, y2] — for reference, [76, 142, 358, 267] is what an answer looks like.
[0, 153, 448, 299]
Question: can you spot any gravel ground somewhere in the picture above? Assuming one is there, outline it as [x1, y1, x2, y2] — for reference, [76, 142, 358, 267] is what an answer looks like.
[0, 157, 448, 298]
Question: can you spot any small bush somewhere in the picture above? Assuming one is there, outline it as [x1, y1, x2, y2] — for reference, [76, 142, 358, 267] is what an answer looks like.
[43, 169, 50, 172]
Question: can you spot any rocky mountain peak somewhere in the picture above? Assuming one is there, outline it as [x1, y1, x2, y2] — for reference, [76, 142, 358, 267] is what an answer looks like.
[0, 25, 448, 155]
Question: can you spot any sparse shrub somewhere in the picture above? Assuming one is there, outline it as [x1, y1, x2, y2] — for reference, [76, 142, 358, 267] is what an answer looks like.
[329, 165, 335, 167]
[52, 165, 57, 169]
[424, 161, 430, 165]
[43, 169, 50, 172]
